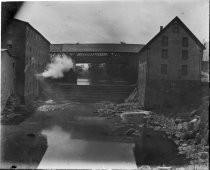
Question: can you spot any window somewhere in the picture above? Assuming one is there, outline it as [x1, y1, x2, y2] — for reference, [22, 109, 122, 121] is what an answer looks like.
[13, 62, 15, 68]
[182, 50, 188, 60]
[181, 65, 188, 75]
[162, 49, 168, 59]
[161, 64, 167, 74]
[162, 36, 168, 46]
[183, 37, 188, 47]
[173, 22, 179, 33]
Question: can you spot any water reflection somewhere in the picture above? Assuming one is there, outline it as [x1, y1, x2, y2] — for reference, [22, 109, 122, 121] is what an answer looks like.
[77, 78, 132, 85]
[77, 78, 91, 85]
[38, 125, 136, 169]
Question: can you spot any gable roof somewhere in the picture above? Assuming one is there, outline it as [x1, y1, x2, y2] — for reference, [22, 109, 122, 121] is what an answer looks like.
[139, 16, 205, 54]
[13, 19, 51, 44]
[50, 43, 144, 53]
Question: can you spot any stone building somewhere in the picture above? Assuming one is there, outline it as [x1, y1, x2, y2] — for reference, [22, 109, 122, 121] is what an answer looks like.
[1, 49, 16, 111]
[1, 19, 50, 103]
[138, 16, 205, 108]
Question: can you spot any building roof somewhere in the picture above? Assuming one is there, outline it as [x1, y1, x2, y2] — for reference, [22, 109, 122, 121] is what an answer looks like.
[139, 16, 205, 54]
[50, 43, 145, 53]
[13, 19, 50, 44]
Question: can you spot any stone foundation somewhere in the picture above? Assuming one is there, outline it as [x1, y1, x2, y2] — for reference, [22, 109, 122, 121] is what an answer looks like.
[144, 79, 204, 109]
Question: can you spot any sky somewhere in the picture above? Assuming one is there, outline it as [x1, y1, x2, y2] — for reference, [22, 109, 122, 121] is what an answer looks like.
[15, 0, 209, 44]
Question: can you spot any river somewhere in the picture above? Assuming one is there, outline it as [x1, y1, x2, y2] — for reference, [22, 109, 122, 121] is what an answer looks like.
[1, 78, 189, 169]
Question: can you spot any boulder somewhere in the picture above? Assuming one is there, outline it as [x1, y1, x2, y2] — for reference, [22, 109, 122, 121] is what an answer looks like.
[154, 126, 161, 131]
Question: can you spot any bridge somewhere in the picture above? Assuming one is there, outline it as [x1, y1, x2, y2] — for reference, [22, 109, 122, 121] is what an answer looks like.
[50, 43, 144, 64]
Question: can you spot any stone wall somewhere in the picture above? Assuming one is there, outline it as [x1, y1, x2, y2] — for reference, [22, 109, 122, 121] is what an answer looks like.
[144, 79, 203, 109]
[1, 50, 16, 111]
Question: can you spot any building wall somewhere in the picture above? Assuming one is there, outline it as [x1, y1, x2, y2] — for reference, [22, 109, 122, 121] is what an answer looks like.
[144, 79, 202, 109]
[24, 25, 50, 101]
[1, 50, 16, 111]
[147, 22, 202, 81]
[2, 19, 50, 103]
[2, 20, 26, 102]
[138, 19, 203, 108]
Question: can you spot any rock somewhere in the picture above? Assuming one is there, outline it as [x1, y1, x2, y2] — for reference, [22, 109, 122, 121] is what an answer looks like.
[175, 132, 182, 138]
[201, 138, 207, 146]
[182, 143, 187, 147]
[138, 165, 151, 170]
[45, 99, 54, 104]
[190, 118, 198, 123]
[177, 123, 183, 130]
[178, 145, 184, 150]
[174, 140, 179, 145]
[179, 150, 185, 154]
[157, 166, 172, 170]
[6, 113, 17, 118]
[193, 118, 201, 131]
[154, 126, 161, 131]
[190, 109, 198, 117]
[182, 131, 195, 140]
[183, 145, 192, 152]
[199, 152, 209, 159]
[204, 146, 209, 152]
[125, 128, 136, 136]
[175, 118, 182, 124]
[182, 122, 188, 130]
[10, 165, 17, 169]
[132, 132, 141, 137]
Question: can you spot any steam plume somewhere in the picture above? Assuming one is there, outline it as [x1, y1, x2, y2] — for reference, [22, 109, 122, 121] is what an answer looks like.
[41, 54, 74, 79]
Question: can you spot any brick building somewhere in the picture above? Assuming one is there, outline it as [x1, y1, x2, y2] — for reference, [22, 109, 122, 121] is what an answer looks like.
[138, 16, 205, 108]
[1, 49, 16, 111]
[1, 19, 50, 103]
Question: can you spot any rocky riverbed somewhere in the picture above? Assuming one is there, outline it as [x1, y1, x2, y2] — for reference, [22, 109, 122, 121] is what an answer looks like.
[94, 98, 209, 167]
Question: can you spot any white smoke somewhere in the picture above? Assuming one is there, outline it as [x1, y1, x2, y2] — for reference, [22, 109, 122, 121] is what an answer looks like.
[41, 54, 74, 79]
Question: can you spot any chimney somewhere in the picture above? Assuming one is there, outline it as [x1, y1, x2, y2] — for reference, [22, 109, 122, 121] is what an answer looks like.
[160, 26, 163, 32]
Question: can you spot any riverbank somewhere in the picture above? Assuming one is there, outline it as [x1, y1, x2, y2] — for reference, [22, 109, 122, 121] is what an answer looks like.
[94, 97, 209, 167]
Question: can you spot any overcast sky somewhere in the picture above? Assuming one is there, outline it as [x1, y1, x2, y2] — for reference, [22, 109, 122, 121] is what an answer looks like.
[15, 0, 209, 44]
